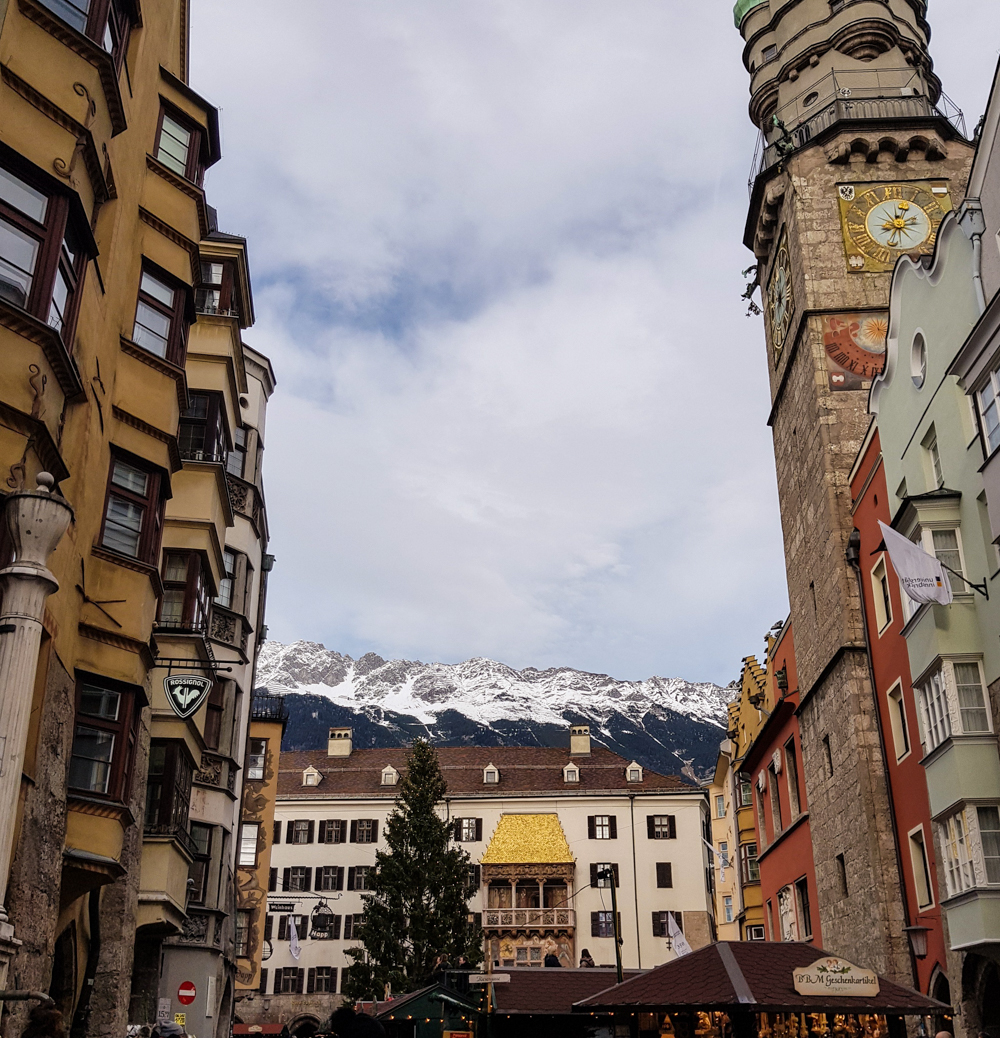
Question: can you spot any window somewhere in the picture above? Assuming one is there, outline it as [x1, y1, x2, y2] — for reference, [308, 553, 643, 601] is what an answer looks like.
[290, 820, 314, 845]
[755, 787, 768, 849]
[931, 529, 965, 593]
[100, 454, 164, 563]
[715, 794, 725, 818]
[768, 765, 783, 834]
[738, 777, 753, 807]
[979, 806, 1000, 884]
[647, 815, 675, 840]
[189, 822, 212, 903]
[627, 765, 643, 782]
[955, 662, 990, 733]
[318, 866, 344, 892]
[740, 842, 760, 883]
[246, 738, 266, 781]
[785, 739, 801, 818]
[590, 863, 619, 888]
[202, 681, 224, 751]
[940, 809, 974, 897]
[159, 551, 212, 631]
[234, 909, 250, 959]
[237, 823, 258, 867]
[978, 365, 1000, 455]
[179, 392, 228, 464]
[155, 108, 203, 183]
[887, 683, 910, 760]
[227, 427, 247, 478]
[590, 815, 617, 840]
[762, 44, 777, 61]
[37, 0, 131, 55]
[67, 677, 139, 800]
[919, 666, 951, 751]
[343, 915, 363, 940]
[871, 558, 893, 632]
[655, 862, 673, 889]
[216, 550, 236, 608]
[466, 865, 482, 893]
[765, 900, 774, 942]
[911, 331, 927, 389]
[908, 827, 934, 908]
[455, 818, 482, 843]
[144, 740, 193, 833]
[132, 267, 188, 363]
[196, 260, 238, 317]
[348, 866, 372, 891]
[822, 735, 833, 777]
[564, 766, 579, 783]
[286, 867, 311, 892]
[275, 967, 304, 995]
[719, 841, 729, 881]
[591, 911, 617, 939]
[319, 819, 347, 844]
[102, 0, 131, 69]
[747, 925, 765, 941]
[836, 853, 849, 898]
[723, 896, 733, 923]
[918, 661, 990, 752]
[302, 767, 320, 787]
[0, 148, 88, 343]
[381, 767, 398, 785]
[351, 819, 378, 844]
[651, 911, 683, 938]
[310, 967, 337, 994]
[483, 765, 499, 784]
[794, 878, 812, 939]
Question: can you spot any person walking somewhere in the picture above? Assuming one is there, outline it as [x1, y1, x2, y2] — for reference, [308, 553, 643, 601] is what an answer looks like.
[579, 949, 596, 968]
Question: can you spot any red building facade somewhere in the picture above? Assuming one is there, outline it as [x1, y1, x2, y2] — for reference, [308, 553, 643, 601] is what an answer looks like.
[848, 424, 950, 1004]
[742, 624, 822, 949]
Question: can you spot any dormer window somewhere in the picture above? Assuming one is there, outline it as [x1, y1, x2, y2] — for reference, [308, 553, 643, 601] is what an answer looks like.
[381, 766, 399, 786]
[563, 765, 579, 784]
[626, 762, 643, 783]
[483, 764, 499, 785]
[302, 766, 321, 787]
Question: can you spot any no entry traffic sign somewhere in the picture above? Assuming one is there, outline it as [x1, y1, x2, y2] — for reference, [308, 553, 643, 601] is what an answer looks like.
[177, 982, 196, 1006]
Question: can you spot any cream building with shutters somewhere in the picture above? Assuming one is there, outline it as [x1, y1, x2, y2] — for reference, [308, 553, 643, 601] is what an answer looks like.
[237, 725, 713, 1032]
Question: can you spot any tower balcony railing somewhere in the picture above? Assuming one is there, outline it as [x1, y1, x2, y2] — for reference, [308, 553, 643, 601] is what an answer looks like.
[748, 68, 966, 194]
[483, 908, 575, 929]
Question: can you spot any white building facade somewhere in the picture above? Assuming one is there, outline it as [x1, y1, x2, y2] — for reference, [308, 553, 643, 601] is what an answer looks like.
[248, 725, 713, 1031]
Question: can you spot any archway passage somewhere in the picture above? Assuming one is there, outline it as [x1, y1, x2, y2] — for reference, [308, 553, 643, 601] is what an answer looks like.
[930, 971, 951, 1034]
[289, 1016, 320, 1038]
[981, 962, 1000, 1032]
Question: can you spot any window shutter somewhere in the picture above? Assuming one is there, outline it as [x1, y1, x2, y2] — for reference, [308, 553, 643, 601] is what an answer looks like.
[673, 911, 684, 933]
[587, 816, 596, 840]
[652, 912, 662, 938]
[347, 867, 356, 891]
[589, 863, 598, 887]
[331, 968, 339, 993]
[335, 820, 345, 843]
[268, 868, 277, 892]
[371, 820, 378, 842]
[318, 820, 327, 843]
[273, 969, 282, 995]
[474, 865, 481, 887]
[303, 867, 312, 892]
[282, 868, 290, 891]
[475, 818, 483, 841]
[264, 915, 273, 940]
[273, 820, 281, 844]
[296, 968, 304, 995]
[344, 916, 353, 940]
[259, 968, 268, 994]
[331, 915, 342, 940]
[307, 820, 315, 843]
[612, 863, 620, 887]
[591, 912, 600, 938]
[669, 816, 677, 839]
[336, 866, 345, 891]
[474, 912, 482, 929]
[618, 912, 622, 935]
[307, 969, 315, 994]
[278, 916, 287, 940]
[609, 816, 617, 839]
[350, 820, 358, 843]
[657, 863, 673, 888]
[646, 816, 655, 839]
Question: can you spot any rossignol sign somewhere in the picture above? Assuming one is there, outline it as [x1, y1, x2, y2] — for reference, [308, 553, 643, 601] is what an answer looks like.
[793, 957, 880, 996]
[163, 675, 213, 719]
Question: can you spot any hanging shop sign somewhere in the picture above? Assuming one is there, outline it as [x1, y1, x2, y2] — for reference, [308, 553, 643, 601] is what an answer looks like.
[469, 974, 509, 984]
[164, 675, 213, 719]
[792, 957, 879, 996]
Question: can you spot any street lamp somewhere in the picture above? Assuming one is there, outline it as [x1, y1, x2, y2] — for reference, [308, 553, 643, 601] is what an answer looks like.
[904, 925, 930, 959]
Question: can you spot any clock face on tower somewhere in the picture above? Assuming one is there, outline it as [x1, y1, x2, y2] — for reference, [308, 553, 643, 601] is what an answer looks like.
[838, 181, 952, 272]
[767, 236, 793, 357]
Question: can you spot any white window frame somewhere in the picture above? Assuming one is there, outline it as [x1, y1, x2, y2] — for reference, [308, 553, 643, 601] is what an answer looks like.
[715, 794, 726, 818]
[976, 360, 1000, 457]
[381, 766, 398, 786]
[939, 807, 975, 897]
[907, 824, 934, 909]
[237, 823, 259, 867]
[870, 556, 893, 634]
[917, 659, 991, 753]
[886, 680, 911, 762]
[593, 815, 612, 840]
[723, 895, 733, 923]
[914, 523, 969, 595]
[563, 764, 579, 784]
[483, 764, 499, 784]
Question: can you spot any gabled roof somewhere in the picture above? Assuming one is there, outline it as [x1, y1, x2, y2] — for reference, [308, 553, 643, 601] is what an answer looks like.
[574, 942, 949, 1014]
[493, 968, 644, 1015]
[276, 747, 697, 799]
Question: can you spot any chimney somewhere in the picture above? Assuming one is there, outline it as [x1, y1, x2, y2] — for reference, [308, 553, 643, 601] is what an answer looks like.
[328, 727, 353, 757]
[570, 725, 591, 756]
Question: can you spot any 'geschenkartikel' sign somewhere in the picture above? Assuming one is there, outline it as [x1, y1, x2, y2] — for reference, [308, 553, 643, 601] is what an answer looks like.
[793, 957, 880, 997]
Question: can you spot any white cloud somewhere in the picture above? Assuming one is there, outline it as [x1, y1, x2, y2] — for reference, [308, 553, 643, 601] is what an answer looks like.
[190, 0, 1000, 683]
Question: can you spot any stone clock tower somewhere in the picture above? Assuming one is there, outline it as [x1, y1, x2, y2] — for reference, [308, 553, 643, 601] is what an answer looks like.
[736, 0, 973, 978]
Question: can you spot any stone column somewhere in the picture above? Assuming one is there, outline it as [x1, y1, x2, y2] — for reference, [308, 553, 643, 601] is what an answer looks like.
[0, 474, 73, 963]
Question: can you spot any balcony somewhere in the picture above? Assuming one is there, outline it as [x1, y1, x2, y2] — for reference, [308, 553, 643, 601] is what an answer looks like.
[144, 822, 198, 859]
[251, 692, 288, 723]
[483, 908, 575, 930]
[226, 474, 264, 530]
[181, 447, 227, 465]
[749, 68, 966, 194]
[209, 605, 250, 654]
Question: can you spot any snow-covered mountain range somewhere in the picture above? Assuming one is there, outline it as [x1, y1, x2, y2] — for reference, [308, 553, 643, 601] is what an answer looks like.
[257, 641, 733, 783]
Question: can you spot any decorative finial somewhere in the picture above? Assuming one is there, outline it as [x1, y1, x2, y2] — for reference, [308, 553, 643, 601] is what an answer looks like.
[35, 472, 54, 494]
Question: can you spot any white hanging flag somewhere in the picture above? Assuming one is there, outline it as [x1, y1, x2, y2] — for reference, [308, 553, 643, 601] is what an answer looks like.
[667, 913, 693, 958]
[289, 916, 301, 961]
[877, 521, 953, 606]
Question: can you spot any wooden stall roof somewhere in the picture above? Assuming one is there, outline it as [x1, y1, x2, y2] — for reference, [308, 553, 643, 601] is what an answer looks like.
[492, 968, 644, 1015]
[574, 943, 950, 1014]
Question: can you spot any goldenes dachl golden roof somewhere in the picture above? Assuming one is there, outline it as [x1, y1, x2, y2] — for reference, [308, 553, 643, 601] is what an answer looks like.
[480, 814, 574, 864]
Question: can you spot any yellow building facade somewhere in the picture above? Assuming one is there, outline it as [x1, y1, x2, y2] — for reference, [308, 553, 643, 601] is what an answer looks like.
[0, 2, 271, 1035]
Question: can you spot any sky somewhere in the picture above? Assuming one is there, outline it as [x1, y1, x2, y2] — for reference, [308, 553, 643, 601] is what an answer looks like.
[190, 1, 1000, 685]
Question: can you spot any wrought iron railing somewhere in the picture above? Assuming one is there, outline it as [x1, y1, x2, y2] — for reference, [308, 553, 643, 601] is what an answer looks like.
[483, 908, 575, 929]
[251, 692, 288, 723]
[144, 822, 198, 858]
[748, 68, 966, 194]
[180, 447, 228, 464]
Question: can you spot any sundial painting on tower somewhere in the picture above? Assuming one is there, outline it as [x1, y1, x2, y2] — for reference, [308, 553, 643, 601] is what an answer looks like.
[822, 313, 888, 392]
[838, 181, 952, 273]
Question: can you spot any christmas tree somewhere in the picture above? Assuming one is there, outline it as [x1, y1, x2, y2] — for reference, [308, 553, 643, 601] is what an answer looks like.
[343, 740, 483, 1000]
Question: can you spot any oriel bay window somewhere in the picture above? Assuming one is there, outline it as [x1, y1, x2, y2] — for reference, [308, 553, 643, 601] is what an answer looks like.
[68, 675, 142, 801]
[159, 550, 212, 631]
[179, 392, 228, 464]
[917, 659, 992, 753]
[0, 159, 90, 343]
[155, 106, 205, 184]
[36, 0, 134, 65]
[196, 260, 238, 317]
[132, 266, 189, 364]
[100, 454, 165, 564]
[144, 740, 194, 835]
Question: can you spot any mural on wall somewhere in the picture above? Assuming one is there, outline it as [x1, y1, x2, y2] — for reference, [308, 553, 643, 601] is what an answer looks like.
[822, 312, 888, 391]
